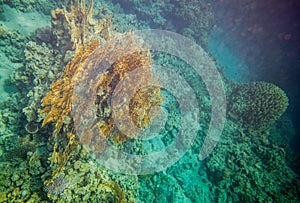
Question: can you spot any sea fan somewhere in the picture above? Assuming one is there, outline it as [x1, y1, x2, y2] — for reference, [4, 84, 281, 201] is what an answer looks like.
[44, 176, 67, 195]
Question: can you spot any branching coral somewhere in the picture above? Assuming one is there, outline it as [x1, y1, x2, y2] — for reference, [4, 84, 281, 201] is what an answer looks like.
[227, 82, 289, 131]
[63, 0, 111, 50]
[51, 0, 111, 51]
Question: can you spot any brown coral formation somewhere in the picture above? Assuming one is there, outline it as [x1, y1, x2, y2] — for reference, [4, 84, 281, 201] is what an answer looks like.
[71, 32, 163, 150]
[51, 0, 111, 53]
[130, 86, 163, 128]
[41, 40, 100, 135]
[40, 2, 159, 201]
[39, 1, 163, 200]
[42, 0, 106, 134]
[42, 0, 110, 136]
[41, 0, 163, 145]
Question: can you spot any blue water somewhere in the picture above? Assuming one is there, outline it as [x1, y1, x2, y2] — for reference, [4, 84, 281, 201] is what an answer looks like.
[208, 28, 251, 82]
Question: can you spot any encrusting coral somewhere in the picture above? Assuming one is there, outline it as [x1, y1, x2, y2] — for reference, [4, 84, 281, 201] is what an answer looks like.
[227, 82, 289, 131]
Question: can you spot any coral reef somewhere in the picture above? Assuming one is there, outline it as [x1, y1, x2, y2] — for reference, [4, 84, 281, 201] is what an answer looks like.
[1, 0, 299, 202]
[41, 0, 112, 135]
[43, 144, 138, 202]
[12, 41, 63, 127]
[91, 41, 162, 143]
[171, 0, 214, 47]
[227, 82, 289, 131]
[205, 120, 299, 202]
[0, 0, 62, 13]
[0, 152, 47, 202]
[1, 0, 38, 12]
[50, 0, 111, 54]
[40, 1, 161, 202]
[0, 24, 28, 63]
[112, 0, 214, 47]
[0, 138, 139, 202]
[41, 40, 100, 135]
[2, 1, 150, 202]
[0, 95, 26, 152]
[44, 175, 67, 195]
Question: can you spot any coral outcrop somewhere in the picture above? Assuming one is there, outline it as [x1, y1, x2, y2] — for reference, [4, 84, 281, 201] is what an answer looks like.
[0, 151, 47, 202]
[41, 0, 110, 136]
[227, 82, 289, 131]
[84, 37, 163, 145]
[12, 41, 62, 128]
[42, 0, 163, 144]
[40, 1, 162, 202]
[44, 144, 138, 203]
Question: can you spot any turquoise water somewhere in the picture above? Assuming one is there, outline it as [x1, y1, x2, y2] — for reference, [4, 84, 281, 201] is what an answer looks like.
[0, 0, 299, 202]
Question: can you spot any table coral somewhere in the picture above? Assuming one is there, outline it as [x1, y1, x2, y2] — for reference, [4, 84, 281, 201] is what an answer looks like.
[227, 82, 289, 131]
